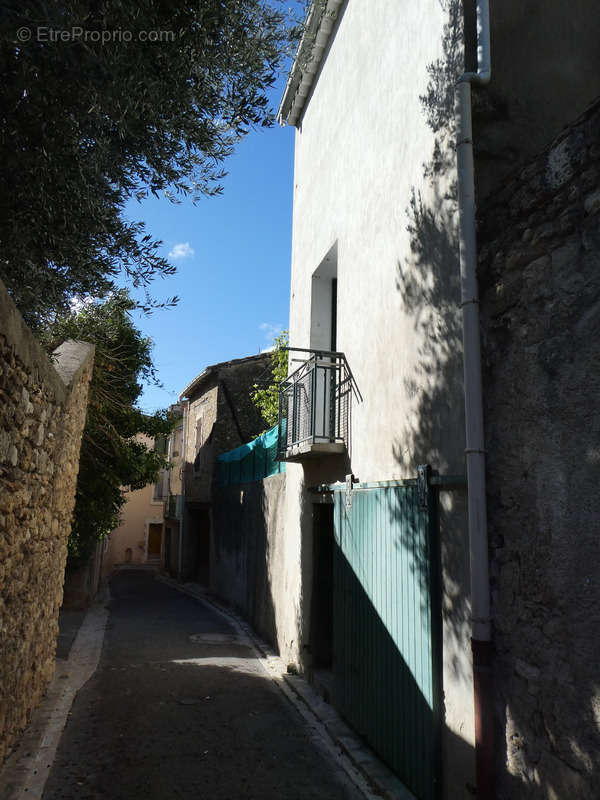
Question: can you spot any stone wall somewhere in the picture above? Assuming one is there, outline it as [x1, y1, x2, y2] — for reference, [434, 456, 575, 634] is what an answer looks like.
[183, 353, 270, 506]
[0, 280, 94, 765]
[213, 353, 272, 456]
[479, 98, 600, 799]
[184, 380, 219, 504]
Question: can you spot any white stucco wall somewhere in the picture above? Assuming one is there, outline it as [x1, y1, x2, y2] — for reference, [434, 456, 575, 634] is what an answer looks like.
[279, 2, 475, 797]
[289, 0, 465, 479]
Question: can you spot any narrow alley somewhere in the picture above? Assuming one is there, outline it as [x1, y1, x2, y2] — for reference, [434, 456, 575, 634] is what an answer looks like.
[40, 571, 362, 800]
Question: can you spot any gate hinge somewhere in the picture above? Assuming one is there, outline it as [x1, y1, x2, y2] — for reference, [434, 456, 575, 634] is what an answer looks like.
[417, 464, 431, 509]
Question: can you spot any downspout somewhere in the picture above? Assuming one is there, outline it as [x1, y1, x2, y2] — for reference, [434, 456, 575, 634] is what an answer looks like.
[455, 2, 494, 798]
[178, 398, 189, 580]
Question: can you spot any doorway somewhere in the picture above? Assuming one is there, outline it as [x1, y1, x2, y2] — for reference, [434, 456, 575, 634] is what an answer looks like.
[147, 523, 162, 561]
[311, 502, 334, 669]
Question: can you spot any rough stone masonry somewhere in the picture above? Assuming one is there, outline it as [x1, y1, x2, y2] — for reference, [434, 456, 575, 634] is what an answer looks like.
[0, 279, 94, 765]
[479, 97, 600, 799]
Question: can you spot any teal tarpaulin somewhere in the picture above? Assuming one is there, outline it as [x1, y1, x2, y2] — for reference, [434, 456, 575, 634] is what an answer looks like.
[217, 422, 285, 486]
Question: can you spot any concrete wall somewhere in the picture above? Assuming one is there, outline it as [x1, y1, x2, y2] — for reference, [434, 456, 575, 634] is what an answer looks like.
[0, 280, 94, 765]
[479, 99, 600, 800]
[283, 2, 474, 795]
[212, 474, 287, 650]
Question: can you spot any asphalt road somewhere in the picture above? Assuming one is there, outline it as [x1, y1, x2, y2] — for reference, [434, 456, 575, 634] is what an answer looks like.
[42, 570, 361, 800]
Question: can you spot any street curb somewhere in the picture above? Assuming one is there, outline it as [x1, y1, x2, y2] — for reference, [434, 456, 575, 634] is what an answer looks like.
[0, 589, 110, 800]
[157, 576, 414, 800]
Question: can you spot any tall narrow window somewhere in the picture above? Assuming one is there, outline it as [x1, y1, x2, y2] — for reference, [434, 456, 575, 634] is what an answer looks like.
[330, 277, 337, 351]
[193, 414, 203, 474]
[310, 244, 338, 441]
[310, 242, 338, 352]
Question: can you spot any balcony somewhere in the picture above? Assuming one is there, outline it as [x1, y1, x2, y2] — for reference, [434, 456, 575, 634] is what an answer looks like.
[278, 349, 361, 462]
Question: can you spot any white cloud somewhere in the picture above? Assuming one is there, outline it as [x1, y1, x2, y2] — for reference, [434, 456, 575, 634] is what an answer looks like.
[68, 295, 96, 314]
[168, 241, 195, 260]
[259, 322, 283, 342]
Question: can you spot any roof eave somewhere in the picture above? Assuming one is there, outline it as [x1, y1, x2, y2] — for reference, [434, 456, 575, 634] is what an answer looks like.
[178, 352, 270, 401]
[277, 0, 345, 128]
[179, 366, 214, 401]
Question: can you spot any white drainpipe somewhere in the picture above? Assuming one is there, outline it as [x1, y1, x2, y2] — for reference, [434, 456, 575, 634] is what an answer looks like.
[457, 0, 491, 644]
[455, 2, 494, 797]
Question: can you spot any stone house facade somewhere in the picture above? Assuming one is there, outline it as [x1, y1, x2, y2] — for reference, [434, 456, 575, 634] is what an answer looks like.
[178, 353, 271, 583]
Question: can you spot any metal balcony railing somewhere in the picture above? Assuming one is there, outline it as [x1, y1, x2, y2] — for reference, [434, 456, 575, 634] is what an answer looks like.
[277, 349, 361, 460]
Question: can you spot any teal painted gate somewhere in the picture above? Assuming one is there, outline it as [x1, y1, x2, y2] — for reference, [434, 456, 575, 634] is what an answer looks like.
[331, 479, 442, 800]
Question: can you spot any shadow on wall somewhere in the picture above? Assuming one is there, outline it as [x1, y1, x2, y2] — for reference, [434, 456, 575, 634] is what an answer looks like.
[185, 423, 216, 501]
[394, 2, 600, 798]
[394, 0, 464, 477]
[391, 0, 473, 692]
[212, 455, 350, 674]
[211, 479, 280, 654]
[389, 4, 480, 797]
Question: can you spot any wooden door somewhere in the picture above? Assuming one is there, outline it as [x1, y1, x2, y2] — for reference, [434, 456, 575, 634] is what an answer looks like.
[147, 523, 162, 557]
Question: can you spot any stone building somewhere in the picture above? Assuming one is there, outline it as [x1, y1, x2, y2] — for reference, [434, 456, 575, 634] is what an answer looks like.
[177, 353, 271, 583]
[162, 406, 184, 578]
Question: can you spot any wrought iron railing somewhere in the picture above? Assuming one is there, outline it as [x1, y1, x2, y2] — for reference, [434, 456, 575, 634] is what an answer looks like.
[277, 349, 361, 459]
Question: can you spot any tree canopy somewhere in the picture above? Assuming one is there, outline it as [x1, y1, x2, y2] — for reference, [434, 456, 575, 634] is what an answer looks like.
[0, 1, 303, 326]
[42, 291, 174, 565]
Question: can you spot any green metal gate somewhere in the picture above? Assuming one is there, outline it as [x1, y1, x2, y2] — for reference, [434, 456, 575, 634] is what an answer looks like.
[331, 475, 442, 800]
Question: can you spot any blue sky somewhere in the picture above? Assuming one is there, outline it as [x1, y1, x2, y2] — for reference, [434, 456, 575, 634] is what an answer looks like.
[124, 80, 296, 414]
